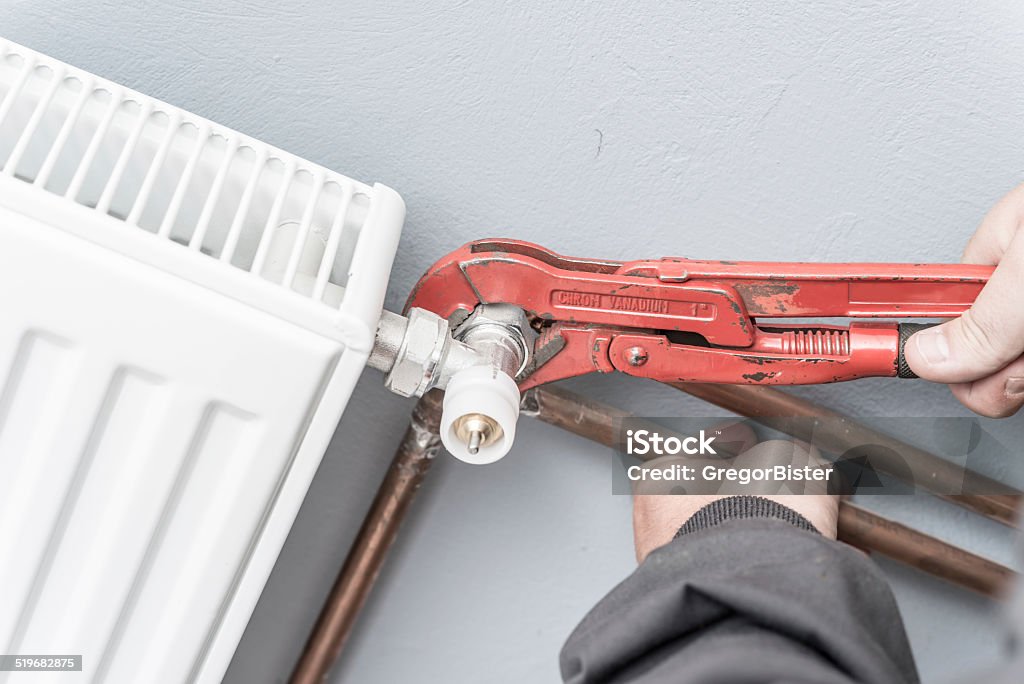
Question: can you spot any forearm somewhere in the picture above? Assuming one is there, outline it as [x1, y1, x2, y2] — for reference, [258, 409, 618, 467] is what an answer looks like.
[562, 498, 919, 684]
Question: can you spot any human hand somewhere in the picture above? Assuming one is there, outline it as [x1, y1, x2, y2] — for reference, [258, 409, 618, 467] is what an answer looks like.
[631, 430, 839, 563]
[903, 184, 1024, 417]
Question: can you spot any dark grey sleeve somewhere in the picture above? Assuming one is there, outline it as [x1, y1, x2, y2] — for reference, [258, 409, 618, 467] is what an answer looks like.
[561, 497, 919, 684]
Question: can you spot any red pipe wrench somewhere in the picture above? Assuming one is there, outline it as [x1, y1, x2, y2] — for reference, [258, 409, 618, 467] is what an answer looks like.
[405, 239, 992, 390]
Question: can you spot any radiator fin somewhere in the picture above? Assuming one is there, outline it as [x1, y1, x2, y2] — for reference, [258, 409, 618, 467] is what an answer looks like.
[0, 40, 371, 305]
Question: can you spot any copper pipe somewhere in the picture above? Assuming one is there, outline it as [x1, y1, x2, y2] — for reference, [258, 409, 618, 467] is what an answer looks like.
[838, 502, 1013, 596]
[290, 390, 444, 684]
[523, 385, 1016, 597]
[670, 383, 1021, 526]
[295, 384, 1016, 682]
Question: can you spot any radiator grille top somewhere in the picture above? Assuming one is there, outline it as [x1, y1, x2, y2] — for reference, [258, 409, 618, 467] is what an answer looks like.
[0, 39, 382, 307]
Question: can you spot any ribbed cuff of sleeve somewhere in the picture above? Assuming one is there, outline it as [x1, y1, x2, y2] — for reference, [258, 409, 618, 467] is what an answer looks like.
[673, 495, 820, 539]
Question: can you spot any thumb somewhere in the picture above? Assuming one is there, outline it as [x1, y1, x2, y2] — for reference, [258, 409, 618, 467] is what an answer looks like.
[905, 228, 1024, 384]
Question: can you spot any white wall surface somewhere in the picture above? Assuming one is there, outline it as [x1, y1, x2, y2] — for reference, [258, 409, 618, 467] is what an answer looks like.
[3, 1, 1024, 682]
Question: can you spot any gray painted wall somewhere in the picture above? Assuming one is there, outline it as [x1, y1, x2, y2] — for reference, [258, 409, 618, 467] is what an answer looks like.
[4, 1, 1024, 681]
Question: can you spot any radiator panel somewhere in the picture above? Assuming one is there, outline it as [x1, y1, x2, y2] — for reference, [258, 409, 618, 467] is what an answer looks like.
[0, 208, 343, 683]
[0, 38, 404, 684]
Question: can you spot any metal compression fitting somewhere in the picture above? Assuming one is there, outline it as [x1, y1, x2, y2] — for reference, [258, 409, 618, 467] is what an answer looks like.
[368, 304, 533, 462]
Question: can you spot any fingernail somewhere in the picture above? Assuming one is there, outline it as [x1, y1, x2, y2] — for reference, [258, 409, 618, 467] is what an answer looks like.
[1005, 377, 1024, 397]
[915, 330, 949, 365]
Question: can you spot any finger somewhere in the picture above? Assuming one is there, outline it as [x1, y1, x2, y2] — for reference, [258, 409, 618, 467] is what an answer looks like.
[962, 183, 1024, 265]
[948, 354, 1024, 418]
[905, 225, 1024, 383]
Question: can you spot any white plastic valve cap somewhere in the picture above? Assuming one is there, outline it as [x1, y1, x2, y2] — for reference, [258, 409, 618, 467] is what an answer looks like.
[441, 366, 521, 464]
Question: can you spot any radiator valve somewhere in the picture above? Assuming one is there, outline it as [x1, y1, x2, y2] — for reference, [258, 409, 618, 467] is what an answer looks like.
[368, 304, 532, 463]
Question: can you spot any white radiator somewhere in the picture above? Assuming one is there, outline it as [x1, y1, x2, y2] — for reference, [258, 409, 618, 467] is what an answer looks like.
[0, 39, 404, 683]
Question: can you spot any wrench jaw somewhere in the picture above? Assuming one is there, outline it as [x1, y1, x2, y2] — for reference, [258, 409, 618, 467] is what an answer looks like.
[402, 241, 482, 320]
[517, 324, 619, 391]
